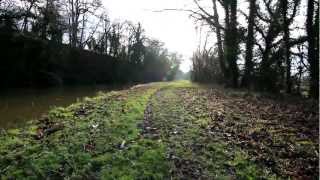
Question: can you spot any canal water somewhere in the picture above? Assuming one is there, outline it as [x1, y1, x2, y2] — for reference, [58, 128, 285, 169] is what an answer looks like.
[0, 85, 126, 129]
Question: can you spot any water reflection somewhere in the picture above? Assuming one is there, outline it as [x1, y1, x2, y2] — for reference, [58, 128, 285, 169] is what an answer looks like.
[0, 85, 125, 129]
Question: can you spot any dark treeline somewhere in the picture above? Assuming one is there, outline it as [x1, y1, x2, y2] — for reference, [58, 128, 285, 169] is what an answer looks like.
[0, 0, 181, 88]
[190, 0, 319, 99]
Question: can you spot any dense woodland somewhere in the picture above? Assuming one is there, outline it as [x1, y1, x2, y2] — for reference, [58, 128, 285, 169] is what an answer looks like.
[0, 0, 182, 88]
[189, 0, 319, 99]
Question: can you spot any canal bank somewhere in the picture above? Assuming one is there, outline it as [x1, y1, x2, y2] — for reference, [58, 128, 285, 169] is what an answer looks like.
[0, 84, 130, 129]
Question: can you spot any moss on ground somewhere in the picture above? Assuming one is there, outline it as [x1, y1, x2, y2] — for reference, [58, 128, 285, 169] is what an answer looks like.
[0, 81, 318, 179]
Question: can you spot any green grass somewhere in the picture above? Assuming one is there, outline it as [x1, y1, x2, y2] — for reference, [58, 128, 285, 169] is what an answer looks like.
[0, 80, 317, 179]
[0, 82, 170, 179]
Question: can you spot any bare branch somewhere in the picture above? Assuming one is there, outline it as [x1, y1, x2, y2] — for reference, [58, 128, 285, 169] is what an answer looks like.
[152, 8, 225, 30]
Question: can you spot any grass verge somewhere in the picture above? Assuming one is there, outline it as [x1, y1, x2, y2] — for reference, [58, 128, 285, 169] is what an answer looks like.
[0, 82, 170, 179]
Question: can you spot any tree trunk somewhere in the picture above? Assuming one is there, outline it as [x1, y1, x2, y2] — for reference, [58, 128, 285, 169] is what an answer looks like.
[282, 0, 292, 93]
[260, 38, 274, 91]
[241, 0, 255, 88]
[80, 15, 86, 49]
[229, 0, 239, 87]
[306, 0, 319, 98]
[212, 0, 226, 78]
[223, 0, 239, 88]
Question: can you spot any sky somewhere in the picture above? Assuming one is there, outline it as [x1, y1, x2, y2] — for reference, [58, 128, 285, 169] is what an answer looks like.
[102, 0, 198, 72]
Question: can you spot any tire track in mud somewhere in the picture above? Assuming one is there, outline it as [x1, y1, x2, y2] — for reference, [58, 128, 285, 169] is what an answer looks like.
[140, 91, 160, 140]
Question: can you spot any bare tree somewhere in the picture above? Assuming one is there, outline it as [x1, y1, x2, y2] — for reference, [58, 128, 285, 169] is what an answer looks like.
[254, 0, 301, 92]
[192, 0, 239, 87]
[21, 0, 38, 32]
[108, 22, 122, 57]
[63, 0, 102, 48]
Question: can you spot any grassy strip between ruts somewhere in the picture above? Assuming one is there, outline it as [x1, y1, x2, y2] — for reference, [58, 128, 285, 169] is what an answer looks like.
[0, 82, 176, 179]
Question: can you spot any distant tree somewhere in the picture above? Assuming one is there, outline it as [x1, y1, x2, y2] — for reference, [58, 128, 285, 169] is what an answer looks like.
[122, 22, 146, 64]
[21, 0, 39, 33]
[143, 39, 171, 81]
[166, 52, 182, 81]
[63, 0, 102, 48]
[32, 0, 64, 42]
[191, 44, 223, 83]
[94, 14, 111, 54]
[129, 23, 145, 65]
[108, 22, 122, 57]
